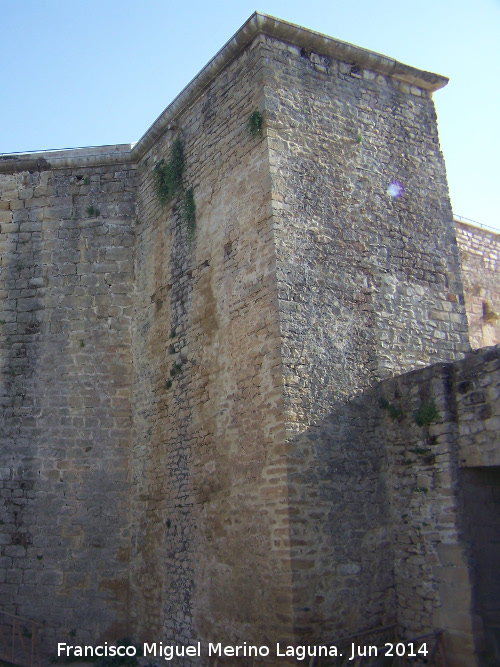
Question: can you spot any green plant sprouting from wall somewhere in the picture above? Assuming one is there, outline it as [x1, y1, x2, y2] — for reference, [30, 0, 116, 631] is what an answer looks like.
[86, 205, 100, 217]
[379, 397, 402, 420]
[153, 137, 185, 206]
[247, 110, 263, 138]
[414, 397, 439, 427]
[153, 136, 196, 241]
[170, 361, 183, 378]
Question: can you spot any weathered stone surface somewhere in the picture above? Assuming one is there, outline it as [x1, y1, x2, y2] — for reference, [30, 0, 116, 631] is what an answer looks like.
[130, 33, 293, 650]
[286, 344, 499, 666]
[455, 220, 500, 349]
[0, 167, 136, 650]
[0, 12, 497, 667]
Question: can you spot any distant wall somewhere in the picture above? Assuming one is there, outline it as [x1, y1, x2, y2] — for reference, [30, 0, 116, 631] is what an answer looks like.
[0, 165, 136, 647]
[455, 220, 500, 349]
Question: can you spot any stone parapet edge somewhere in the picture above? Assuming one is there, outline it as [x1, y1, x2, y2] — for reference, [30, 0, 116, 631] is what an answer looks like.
[0, 11, 448, 174]
[0, 144, 135, 174]
[454, 218, 500, 238]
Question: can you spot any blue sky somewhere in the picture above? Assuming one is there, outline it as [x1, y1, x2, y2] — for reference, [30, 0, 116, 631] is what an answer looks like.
[1, 0, 499, 230]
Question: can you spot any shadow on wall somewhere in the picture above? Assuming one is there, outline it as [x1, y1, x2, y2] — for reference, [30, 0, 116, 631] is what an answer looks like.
[285, 344, 500, 667]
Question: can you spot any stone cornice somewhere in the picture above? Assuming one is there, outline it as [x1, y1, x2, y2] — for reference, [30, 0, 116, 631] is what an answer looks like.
[0, 144, 134, 174]
[0, 12, 448, 174]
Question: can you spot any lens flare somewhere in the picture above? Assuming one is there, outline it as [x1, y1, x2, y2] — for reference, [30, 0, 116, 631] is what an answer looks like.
[387, 180, 404, 199]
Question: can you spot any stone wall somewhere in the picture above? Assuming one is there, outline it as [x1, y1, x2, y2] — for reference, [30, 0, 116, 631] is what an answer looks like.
[127, 17, 474, 653]
[283, 393, 396, 642]
[260, 27, 470, 645]
[266, 36, 469, 413]
[455, 220, 500, 349]
[0, 162, 136, 648]
[0, 12, 497, 667]
[288, 344, 499, 666]
[129, 33, 295, 649]
[382, 345, 500, 665]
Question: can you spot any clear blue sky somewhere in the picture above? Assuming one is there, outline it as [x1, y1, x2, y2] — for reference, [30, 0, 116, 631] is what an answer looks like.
[1, 0, 499, 230]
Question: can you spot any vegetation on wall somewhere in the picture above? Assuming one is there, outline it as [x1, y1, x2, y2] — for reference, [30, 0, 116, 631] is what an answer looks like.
[153, 137, 185, 206]
[86, 205, 100, 217]
[379, 397, 402, 420]
[414, 397, 439, 427]
[247, 110, 263, 138]
[153, 136, 195, 241]
[379, 394, 439, 427]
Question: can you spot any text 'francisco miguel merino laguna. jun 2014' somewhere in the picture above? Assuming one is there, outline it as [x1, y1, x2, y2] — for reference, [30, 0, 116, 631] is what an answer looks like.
[57, 639, 432, 662]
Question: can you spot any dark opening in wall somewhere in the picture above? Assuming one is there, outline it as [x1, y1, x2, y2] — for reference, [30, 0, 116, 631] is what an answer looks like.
[482, 301, 499, 323]
[459, 466, 500, 666]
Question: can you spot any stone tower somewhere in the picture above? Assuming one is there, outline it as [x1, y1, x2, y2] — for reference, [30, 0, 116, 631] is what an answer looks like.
[1, 12, 477, 666]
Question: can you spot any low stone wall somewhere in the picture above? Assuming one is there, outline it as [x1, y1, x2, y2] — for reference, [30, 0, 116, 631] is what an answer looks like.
[291, 344, 499, 666]
[385, 344, 500, 665]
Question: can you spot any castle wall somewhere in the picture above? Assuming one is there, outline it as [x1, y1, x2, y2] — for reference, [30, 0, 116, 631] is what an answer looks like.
[1, 13, 498, 666]
[455, 220, 500, 349]
[281, 344, 498, 666]
[280, 395, 396, 641]
[381, 344, 500, 666]
[0, 164, 136, 648]
[130, 34, 295, 649]
[260, 31, 470, 640]
[264, 35, 469, 422]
